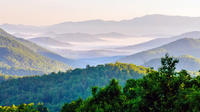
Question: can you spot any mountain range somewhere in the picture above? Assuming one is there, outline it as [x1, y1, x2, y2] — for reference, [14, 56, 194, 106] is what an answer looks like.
[2, 15, 200, 71]
[2, 14, 200, 37]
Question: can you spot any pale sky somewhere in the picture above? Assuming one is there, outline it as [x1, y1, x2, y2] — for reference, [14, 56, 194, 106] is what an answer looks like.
[0, 0, 200, 26]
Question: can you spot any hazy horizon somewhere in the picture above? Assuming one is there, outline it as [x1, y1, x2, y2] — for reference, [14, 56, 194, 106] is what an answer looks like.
[2, 14, 200, 27]
[1, 0, 200, 26]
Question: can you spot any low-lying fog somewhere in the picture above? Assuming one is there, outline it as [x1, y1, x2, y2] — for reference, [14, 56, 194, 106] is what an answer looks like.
[46, 36, 155, 59]
[49, 37, 154, 50]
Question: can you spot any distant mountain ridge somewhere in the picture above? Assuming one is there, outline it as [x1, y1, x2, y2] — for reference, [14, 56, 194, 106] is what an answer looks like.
[2, 14, 200, 37]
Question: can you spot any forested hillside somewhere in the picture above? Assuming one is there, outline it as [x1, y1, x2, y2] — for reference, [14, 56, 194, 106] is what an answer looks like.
[61, 54, 200, 112]
[16, 37, 75, 68]
[0, 28, 70, 76]
[1, 54, 200, 112]
[0, 62, 146, 112]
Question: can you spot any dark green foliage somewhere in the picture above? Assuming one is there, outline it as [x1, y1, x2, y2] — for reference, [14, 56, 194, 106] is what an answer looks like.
[0, 62, 146, 112]
[61, 54, 200, 112]
[77, 79, 126, 112]
[61, 99, 83, 112]
[92, 86, 98, 96]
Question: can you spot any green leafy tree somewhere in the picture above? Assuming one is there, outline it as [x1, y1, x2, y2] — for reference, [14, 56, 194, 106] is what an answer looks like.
[159, 53, 179, 77]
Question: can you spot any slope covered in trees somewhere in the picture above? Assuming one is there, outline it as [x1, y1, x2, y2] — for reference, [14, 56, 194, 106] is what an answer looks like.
[61, 54, 200, 112]
[0, 62, 146, 112]
[16, 37, 75, 68]
[0, 28, 70, 76]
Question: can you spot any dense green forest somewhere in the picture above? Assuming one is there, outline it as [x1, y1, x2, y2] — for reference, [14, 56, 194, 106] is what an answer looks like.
[61, 54, 200, 112]
[0, 62, 146, 112]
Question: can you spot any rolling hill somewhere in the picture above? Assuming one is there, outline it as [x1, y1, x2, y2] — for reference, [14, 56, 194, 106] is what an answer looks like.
[0, 28, 70, 76]
[14, 37, 75, 68]
[0, 62, 146, 112]
[117, 31, 200, 54]
[119, 38, 200, 65]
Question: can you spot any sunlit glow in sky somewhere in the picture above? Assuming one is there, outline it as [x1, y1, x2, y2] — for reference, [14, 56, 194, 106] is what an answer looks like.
[1, 0, 200, 25]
